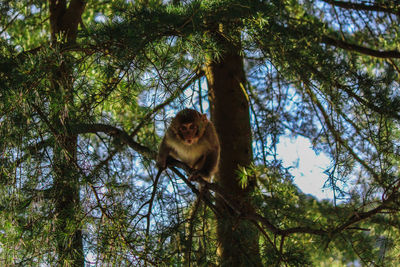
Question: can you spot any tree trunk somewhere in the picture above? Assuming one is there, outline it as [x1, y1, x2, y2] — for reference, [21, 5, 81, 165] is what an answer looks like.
[53, 134, 83, 266]
[205, 30, 263, 266]
[48, 0, 86, 265]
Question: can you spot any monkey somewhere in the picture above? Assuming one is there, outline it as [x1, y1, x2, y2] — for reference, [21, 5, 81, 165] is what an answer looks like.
[157, 109, 220, 182]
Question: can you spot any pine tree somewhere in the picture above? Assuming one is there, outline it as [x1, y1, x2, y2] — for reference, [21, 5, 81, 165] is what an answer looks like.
[1, 0, 400, 266]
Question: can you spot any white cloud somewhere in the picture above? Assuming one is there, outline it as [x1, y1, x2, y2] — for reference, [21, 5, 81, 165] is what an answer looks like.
[277, 136, 332, 200]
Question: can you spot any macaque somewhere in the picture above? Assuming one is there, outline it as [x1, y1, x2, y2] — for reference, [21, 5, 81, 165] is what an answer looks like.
[157, 109, 220, 182]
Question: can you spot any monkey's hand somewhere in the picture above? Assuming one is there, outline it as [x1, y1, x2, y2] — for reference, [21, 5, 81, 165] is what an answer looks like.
[156, 156, 167, 171]
[188, 170, 210, 183]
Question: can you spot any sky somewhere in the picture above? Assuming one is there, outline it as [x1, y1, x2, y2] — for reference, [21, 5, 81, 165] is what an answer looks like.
[276, 136, 333, 200]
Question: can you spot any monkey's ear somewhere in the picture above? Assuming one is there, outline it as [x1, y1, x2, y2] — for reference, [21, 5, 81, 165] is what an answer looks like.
[169, 119, 180, 135]
[197, 114, 208, 136]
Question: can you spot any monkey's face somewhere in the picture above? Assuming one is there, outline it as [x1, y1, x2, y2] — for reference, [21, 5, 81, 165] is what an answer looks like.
[178, 122, 199, 145]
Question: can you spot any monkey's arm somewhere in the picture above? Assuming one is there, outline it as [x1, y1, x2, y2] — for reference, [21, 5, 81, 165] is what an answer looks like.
[191, 148, 219, 182]
[201, 148, 219, 177]
[190, 122, 220, 182]
[156, 137, 171, 170]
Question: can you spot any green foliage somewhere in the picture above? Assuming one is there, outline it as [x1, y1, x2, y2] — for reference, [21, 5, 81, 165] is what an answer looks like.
[1, 0, 400, 266]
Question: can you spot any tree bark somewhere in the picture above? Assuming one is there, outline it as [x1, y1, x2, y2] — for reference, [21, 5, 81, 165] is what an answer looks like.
[53, 134, 83, 266]
[205, 29, 263, 266]
[48, 0, 86, 265]
[320, 0, 399, 15]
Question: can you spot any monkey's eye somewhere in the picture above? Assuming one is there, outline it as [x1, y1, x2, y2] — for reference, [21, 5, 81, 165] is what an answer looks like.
[189, 124, 196, 130]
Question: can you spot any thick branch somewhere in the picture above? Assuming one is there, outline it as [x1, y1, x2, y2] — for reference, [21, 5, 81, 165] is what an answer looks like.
[63, 0, 86, 42]
[49, 0, 86, 43]
[321, 0, 399, 15]
[70, 123, 155, 158]
[333, 204, 386, 234]
[247, 214, 327, 236]
[49, 0, 66, 40]
[322, 36, 400, 58]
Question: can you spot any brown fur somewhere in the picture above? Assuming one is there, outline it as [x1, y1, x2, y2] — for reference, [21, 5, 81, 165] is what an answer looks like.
[157, 109, 220, 182]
